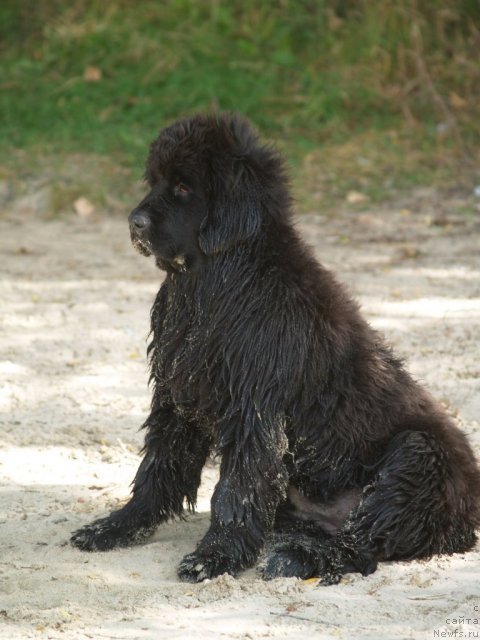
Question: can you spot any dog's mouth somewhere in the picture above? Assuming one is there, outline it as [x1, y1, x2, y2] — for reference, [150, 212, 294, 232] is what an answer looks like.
[130, 234, 153, 257]
[130, 228, 188, 272]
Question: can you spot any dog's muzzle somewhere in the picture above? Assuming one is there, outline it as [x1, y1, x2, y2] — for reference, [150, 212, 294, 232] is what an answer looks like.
[128, 210, 153, 256]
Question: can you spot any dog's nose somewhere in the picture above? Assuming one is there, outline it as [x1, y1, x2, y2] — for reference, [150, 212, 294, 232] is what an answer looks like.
[129, 210, 151, 231]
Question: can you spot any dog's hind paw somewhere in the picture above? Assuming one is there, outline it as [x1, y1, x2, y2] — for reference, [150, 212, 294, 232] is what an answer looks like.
[258, 548, 317, 580]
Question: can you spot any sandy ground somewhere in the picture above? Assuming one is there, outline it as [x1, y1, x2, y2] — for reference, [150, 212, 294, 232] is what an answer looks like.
[1, 190, 479, 639]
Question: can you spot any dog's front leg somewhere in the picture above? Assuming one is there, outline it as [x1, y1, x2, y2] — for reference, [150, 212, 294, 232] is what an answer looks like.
[178, 414, 288, 582]
[71, 405, 211, 551]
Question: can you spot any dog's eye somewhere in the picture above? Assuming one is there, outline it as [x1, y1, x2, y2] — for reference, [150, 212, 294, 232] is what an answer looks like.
[174, 183, 190, 197]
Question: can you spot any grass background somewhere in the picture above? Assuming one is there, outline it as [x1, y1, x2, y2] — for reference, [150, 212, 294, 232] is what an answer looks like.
[1, 0, 479, 213]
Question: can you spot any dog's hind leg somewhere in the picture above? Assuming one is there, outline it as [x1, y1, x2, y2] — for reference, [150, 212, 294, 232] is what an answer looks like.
[71, 407, 211, 551]
[261, 430, 479, 584]
[260, 488, 359, 581]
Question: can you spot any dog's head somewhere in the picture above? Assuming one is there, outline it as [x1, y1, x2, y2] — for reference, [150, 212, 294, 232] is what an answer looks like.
[128, 112, 289, 272]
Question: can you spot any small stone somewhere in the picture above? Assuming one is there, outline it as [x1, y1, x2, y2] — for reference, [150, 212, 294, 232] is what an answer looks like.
[73, 197, 95, 218]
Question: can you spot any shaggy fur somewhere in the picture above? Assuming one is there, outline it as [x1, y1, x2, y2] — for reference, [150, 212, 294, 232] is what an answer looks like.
[71, 113, 480, 584]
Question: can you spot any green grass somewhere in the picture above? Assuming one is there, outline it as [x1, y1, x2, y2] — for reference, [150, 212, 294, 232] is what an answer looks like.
[1, 0, 479, 212]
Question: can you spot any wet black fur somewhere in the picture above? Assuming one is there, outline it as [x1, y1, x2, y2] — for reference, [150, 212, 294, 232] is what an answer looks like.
[71, 113, 480, 584]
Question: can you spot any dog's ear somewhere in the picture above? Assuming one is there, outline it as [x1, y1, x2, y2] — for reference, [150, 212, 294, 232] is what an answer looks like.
[198, 153, 262, 255]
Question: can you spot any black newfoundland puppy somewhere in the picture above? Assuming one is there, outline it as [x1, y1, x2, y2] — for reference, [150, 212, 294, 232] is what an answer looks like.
[71, 113, 480, 584]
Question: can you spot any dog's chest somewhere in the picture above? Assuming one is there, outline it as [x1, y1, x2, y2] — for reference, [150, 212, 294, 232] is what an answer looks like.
[151, 283, 222, 421]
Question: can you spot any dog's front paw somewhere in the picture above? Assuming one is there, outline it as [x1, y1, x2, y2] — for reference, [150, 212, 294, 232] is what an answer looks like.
[177, 551, 238, 583]
[70, 516, 155, 551]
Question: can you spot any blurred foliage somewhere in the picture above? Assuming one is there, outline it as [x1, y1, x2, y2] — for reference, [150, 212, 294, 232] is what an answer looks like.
[1, 0, 479, 206]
